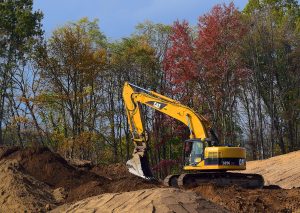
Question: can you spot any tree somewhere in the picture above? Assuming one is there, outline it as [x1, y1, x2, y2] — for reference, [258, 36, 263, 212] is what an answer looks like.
[159, 20, 198, 176]
[0, 0, 43, 145]
[135, 21, 185, 175]
[195, 3, 247, 145]
[164, 20, 197, 104]
[36, 18, 107, 158]
[108, 35, 158, 162]
[242, 0, 300, 156]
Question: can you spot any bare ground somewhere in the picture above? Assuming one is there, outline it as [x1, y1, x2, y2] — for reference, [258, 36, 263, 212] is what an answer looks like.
[242, 150, 300, 189]
[193, 184, 300, 212]
[0, 146, 300, 212]
[52, 188, 227, 213]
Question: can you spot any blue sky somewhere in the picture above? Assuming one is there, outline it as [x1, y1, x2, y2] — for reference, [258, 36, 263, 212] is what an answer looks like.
[34, 0, 248, 41]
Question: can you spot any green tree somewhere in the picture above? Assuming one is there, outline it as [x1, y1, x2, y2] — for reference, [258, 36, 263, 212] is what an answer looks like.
[0, 0, 43, 145]
[107, 35, 158, 162]
[36, 18, 107, 158]
[242, 0, 300, 156]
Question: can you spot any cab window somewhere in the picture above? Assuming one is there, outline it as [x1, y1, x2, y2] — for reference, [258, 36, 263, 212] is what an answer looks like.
[184, 141, 204, 166]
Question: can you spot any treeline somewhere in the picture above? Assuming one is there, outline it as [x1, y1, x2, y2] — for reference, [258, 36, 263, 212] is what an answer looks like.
[0, 0, 299, 173]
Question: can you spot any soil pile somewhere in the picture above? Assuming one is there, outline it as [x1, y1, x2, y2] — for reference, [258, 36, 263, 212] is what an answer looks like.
[242, 150, 300, 189]
[91, 163, 160, 193]
[2, 147, 109, 189]
[0, 157, 56, 212]
[193, 184, 300, 213]
[0, 146, 160, 212]
[0, 147, 110, 203]
[52, 188, 227, 213]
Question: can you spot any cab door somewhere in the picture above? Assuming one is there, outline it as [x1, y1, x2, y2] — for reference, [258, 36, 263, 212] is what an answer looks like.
[184, 139, 204, 166]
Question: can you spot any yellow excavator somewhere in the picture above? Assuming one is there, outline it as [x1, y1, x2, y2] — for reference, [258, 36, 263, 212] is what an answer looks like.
[123, 82, 264, 188]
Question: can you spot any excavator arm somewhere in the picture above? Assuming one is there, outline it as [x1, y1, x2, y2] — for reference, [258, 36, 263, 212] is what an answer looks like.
[123, 82, 211, 179]
[123, 82, 210, 139]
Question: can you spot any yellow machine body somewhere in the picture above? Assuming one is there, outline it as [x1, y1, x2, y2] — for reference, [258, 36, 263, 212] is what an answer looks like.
[184, 146, 246, 171]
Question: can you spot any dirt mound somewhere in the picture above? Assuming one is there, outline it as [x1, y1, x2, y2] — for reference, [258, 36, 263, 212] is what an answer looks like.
[91, 163, 160, 193]
[242, 150, 300, 189]
[91, 163, 129, 179]
[193, 184, 300, 212]
[0, 147, 111, 203]
[192, 150, 300, 212]
[0, 146, 161, 212]
[0, 158, 56, 212]
[52, 188, 227, 213]
[2, 147, 109, 189]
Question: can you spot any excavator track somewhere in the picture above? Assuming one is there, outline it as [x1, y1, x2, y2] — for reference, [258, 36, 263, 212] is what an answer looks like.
[164, 172, 264, 189]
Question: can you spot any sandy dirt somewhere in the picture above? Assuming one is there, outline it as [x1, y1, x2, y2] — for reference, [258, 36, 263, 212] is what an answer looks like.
[0, 146, 160, 212]
[0, 158, 56, 212]
[1, 146, 300, 213]
[52, 188, 227, 213]
[242, 150, 300, 189]
[193, 184, 300, 213]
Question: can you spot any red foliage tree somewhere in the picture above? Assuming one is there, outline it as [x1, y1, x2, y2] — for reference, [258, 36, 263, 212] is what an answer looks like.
[159, 21, 196, 168]
[163, 20, 197, 104]
[194, 2, 248, 144]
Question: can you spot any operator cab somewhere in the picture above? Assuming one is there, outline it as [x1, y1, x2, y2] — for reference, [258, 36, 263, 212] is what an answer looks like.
[184, 139, 205, 166]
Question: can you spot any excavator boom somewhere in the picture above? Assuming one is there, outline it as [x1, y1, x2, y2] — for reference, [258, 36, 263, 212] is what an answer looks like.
[123, 81, 209, 179]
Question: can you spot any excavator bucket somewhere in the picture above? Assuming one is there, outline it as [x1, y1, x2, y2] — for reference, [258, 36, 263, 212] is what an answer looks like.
[126, 151, 154, 180]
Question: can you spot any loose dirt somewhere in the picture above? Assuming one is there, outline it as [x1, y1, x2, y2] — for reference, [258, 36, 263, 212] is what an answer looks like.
[91, 163, 160, 193]
[0, 146, 111, 203]
[242, 150, 300, 189]
[0, 157, 56, 212]
[51, 188, 227, 213]
[0, 146, 160, 212]
[1, 146, 300, 213]
[193, 184, 300, 213]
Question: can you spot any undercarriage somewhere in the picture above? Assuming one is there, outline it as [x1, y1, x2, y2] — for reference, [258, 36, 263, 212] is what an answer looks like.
[164, 172, 264, 189]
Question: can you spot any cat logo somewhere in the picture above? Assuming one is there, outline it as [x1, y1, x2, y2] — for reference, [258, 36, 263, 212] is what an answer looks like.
[153, 102, 161, 109]
[145, 101, 167, 110]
